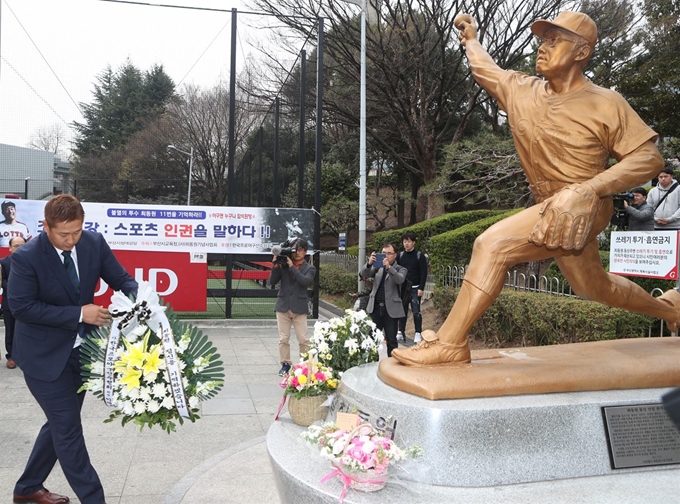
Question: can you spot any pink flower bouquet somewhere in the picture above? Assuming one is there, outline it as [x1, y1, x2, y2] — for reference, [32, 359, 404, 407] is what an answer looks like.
[302, 422, 422, 499]
[279, 362, 338, 399]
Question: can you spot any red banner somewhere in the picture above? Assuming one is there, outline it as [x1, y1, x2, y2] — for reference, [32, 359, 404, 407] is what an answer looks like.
[95, 250, 207, 311]
[1, 250, 207, 312]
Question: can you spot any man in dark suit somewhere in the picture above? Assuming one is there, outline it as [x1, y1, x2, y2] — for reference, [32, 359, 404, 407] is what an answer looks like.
[1, 235, 27, 369]
[360, 243, 407, 357]
[9, 195, 137, 504]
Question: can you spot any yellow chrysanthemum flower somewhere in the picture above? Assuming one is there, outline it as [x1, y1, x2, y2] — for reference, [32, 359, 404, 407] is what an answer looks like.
[298, 375, 308, 385]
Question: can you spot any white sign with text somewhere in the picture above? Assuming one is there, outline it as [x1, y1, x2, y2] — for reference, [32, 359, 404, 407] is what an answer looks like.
[610, 231, 679, 280]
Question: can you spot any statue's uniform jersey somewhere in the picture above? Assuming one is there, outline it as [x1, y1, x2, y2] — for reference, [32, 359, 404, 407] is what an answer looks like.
[0, 221, 32, 247]
[469, 54, 657, 202]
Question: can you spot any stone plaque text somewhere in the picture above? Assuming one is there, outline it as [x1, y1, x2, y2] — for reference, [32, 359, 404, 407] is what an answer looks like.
[603, 403, 680, 469]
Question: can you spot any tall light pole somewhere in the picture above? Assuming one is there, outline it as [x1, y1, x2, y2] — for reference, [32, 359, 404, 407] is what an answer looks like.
[167, 144, 194, 206]
[342, 0, 367, 291]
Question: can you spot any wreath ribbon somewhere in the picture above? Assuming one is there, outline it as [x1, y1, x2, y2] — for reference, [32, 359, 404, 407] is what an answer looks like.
[105, 281, 190, 418]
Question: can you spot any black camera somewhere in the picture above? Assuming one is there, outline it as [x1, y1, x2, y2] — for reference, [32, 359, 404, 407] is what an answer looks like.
[612, 192, 634, 210]
[272, 240, 297, 267]
[610, 193, 634, 230]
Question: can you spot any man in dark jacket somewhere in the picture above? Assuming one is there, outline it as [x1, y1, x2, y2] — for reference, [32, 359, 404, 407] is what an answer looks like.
[623, 187, 654, 231]
[269, 237, 316, 376]
[11, 195, 137, 504]
[396, 232, 428, 343]
[0, 235, 27, 369]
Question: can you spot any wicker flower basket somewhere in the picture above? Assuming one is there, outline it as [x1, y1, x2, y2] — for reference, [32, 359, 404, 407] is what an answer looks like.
[287, 394, 329, 426]
[350, 469, 388, 492]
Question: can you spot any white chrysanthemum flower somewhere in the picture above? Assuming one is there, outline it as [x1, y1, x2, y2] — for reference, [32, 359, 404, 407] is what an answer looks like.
[92, 361, 104, 374]
[122, 401, 135, 416]
[188, 396, 200, 408]
[138, 387, 152, 402]
[161, 395, 175, 409]
[133, 401, 147, 415]
[151, 383, 167, 397]
[147, 400, 162, 413]
[126, 388, 140, 400]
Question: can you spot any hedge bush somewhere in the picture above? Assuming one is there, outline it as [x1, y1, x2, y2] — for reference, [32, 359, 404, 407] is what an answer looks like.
[319, 264, 358, 296]
[428, 208, 523, 269]
[432, 287, 654, 347]
[371, 209, 506, 254]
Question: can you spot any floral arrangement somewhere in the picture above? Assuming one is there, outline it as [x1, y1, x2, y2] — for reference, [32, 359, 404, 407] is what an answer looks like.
[279, 359, 339, 399]
[308, 309, 384, 377]
[302, 421, 422, 500]
[79, 282, 224, 433]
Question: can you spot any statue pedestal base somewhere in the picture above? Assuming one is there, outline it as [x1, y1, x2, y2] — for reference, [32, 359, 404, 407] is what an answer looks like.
[267, 362, 680, 503]
[379, 337, 680, 399]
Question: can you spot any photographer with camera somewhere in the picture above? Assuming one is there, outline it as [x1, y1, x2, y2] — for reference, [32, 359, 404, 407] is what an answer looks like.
[269, 238, 316, 376]
[360, 243, 407, 358]
[623, 187, 654, 231]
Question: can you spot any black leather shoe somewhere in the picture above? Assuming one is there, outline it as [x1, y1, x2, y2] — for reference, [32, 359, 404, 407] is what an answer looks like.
[13, 488, 70, 504]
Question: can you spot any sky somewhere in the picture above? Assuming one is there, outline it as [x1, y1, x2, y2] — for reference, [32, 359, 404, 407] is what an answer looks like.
[0, 0, 277, 153]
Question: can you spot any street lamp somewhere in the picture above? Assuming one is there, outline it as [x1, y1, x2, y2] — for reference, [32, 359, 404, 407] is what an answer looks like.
[341, 0, 367, 291]
[167, 144, 194, 206]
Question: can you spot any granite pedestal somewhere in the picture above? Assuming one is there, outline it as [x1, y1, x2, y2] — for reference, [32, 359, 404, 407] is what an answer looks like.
[267, 363, 680, 503]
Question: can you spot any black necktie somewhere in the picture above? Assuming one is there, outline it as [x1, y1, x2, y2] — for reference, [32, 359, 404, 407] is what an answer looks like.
[62, 250, 80, 298]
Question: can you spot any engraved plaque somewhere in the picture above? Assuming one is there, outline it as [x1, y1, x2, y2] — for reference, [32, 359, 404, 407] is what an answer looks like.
[602, 403, 680, 469]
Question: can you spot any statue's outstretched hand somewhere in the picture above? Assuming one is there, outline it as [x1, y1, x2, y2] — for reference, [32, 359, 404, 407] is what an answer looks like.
[454, 14, 477, 46]
[529, 184, 600, 251]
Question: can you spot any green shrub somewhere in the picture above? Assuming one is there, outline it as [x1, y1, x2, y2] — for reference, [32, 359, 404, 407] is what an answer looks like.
[432, 287, 654, 347]
[319, 264, 358, 295]
[345, 245, 359, 256]
[428, 209, 523, 269]
[371, 209, 506, 253]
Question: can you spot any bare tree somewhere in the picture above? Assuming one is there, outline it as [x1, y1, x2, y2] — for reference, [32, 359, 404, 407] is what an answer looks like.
[27, 123, 70, 159]
[249, 0, 574, 218]
[167, 71, 264, 206]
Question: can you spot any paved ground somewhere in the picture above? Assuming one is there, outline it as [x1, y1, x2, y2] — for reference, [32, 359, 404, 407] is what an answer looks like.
[0, 309, 343, 504]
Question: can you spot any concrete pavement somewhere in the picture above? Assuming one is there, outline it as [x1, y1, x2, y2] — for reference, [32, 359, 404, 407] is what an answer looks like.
[0, 306, 343, 504]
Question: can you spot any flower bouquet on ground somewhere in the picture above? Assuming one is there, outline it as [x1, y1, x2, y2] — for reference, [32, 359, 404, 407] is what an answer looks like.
[276, 356, 338, 426]
[302, 421, 422, 501]
[79, 282, 225, 433]
[309, 309, 384, 378]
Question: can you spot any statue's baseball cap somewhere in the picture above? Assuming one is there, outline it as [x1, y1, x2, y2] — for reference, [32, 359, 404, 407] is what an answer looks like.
[531, 11, 598, 49]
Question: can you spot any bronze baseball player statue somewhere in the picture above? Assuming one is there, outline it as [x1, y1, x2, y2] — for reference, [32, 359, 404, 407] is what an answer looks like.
[392, 11, 680, 367]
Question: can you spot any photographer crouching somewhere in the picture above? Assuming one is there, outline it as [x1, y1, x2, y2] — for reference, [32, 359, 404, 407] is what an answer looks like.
[269, 238, 316, 376]
[623, 187, 655, 231]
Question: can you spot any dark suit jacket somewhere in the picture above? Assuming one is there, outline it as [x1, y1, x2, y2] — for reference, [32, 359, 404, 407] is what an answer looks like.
[9, 230, 137, 382]
[269, 260, 316, 315]
[360, 262, 407, 319]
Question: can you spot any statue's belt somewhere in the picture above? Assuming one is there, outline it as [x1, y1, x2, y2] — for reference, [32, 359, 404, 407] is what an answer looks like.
[529, 180, 571, 202]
